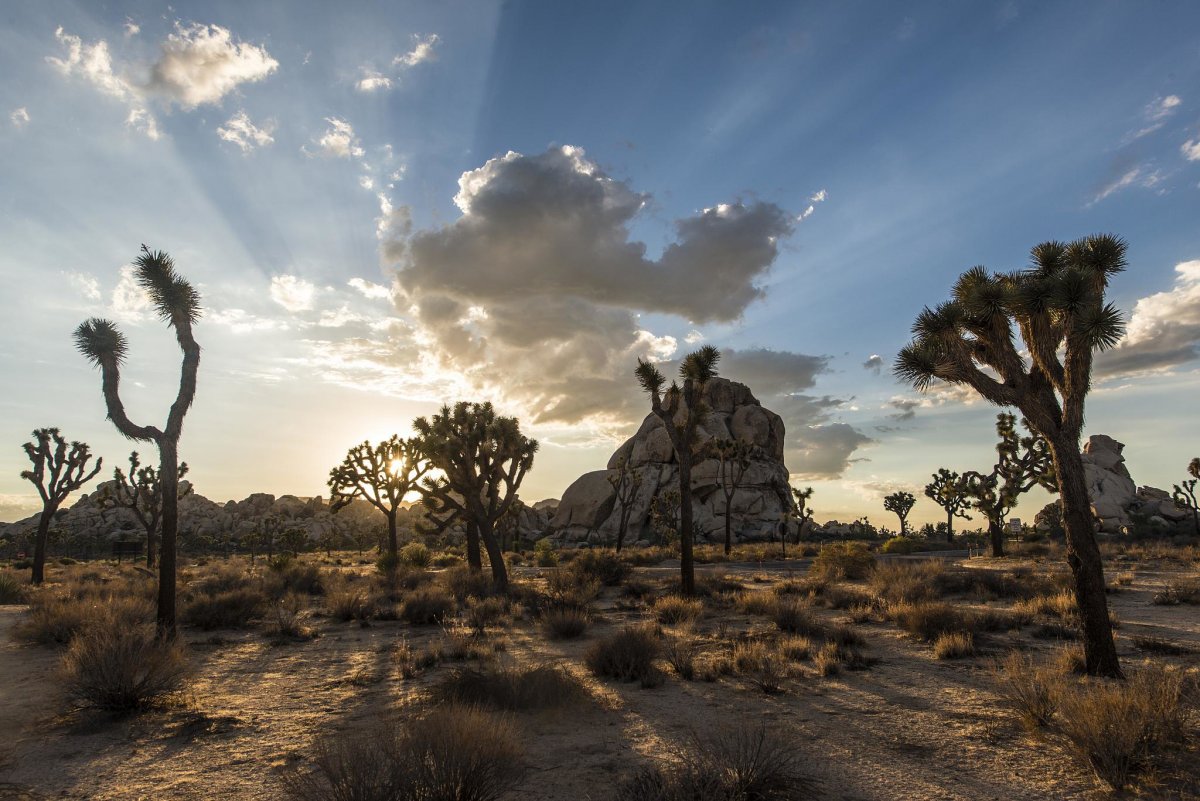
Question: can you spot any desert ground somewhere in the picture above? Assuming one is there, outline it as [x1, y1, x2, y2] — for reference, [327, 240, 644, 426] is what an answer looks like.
[0, 544, 1197, 801]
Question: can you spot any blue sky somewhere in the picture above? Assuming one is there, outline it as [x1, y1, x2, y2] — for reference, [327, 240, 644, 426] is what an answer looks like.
[2, 0, 1199, 526]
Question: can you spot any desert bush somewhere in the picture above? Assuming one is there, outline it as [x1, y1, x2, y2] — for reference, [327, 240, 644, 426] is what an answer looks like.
[933, 631, 975, 659]
[869, 561, 942, 604]
[399, 542, 431, 568]
[282, 705, 524, 801]
[440, 565, 493, 601]
[568, 550, 630, 586]
[732, 640, 789, 694]
[375, 551, 401, 575]
[819, 585, 872, 610]
[771, 578, 817, 597]
[0, 570, 28, 604]
[1151, 578, 1200, 606]
[1055, 666, 1194, 791]
[995, 651, 1061, 731]
[15, 592, 154, 645]
[183, 586, 266, 630]
[664, 632, 698, 680]
[1014, 591, 1076, 620]
[267, 594, 317, 641]
[888, 601, 972, 642]
[881, 536, 922, 554]
[585, 624, 661, 686]
[736, 591, 778, 616]
[60, 621, 189, 711]
[543, 568, 600, 612]
[541, 607, 590, 640]
[533, 539, 558, 567]
[811, 542, 875, 581]
[400, 588, 455, 625]
[813, 641, 841, 676]
[1131, 634, 1193, 656]
[327, 586, 375, 623]
[846, 604, 873, 624]
[772, 598, 823, 637]
[430, 663, 586, 711]
[465, 596, 509, 633]
[653, 596, 703, 625]
[265, 562, 325, 598]
[188, 564, 252, 596]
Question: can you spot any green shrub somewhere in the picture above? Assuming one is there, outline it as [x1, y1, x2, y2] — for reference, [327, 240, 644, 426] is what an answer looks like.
[585, 624, 661, 686]
[399, 542, 431, 568]
[811, 542, 875, 581]
[881, 536, 921, 554]
[60, 622, 189, 711]
[534, 539, 558, 567]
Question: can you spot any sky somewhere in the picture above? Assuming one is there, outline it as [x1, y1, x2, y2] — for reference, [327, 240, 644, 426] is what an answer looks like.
[1, 0, 1199, 528]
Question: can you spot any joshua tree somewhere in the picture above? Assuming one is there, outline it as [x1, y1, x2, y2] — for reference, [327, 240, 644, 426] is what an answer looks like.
[636, 345, 720, 596]
[894, 234, 1127, 676]
[19, 428, 102, 584]
[414, 402, 537, 593]
[1171, 458, 1200, 537]
[74, 246, 200, 637]
[961, 414, 1057, 558]
[97, 451, 191, 568]
[924, 468, 972, 543]
[497, 497, 525, 552]
[709, 437, 754, 556]
[328, 436, 430, 562]
[883, 491, 916, 535]
[650, 488, 682, 546]
[607, 455, 643, 552]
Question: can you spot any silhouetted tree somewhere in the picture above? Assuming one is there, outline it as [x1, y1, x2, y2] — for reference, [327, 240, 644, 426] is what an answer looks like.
[328, 436, 430, 562]
[961, 414, 1057, 558]
[883, 491, 916, 535]
[75, 246, 200, 637]
[709, 437, 754, 556]
[636, 346, 720, 596]
[650, 488, 681, 547]
[414, 402, 537, 593]
[1172, 457, 1200, 537]
[20, 428, 102, 584]
[924, 468, 972, 543]
[789, 485, 815, 550]
[895, 234, 1127, 676]
[97, 451, 191, 568]
[607, 455, 643, 553]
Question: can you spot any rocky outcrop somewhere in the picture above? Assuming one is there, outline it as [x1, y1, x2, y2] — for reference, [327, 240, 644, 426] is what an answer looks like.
[551, 377, 792, 546]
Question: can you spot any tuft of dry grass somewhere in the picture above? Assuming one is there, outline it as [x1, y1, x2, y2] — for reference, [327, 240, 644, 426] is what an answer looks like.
[400, 588, 455, 625]
[653, 595, 703, 625]
[1151, 578, 1200, 606]
[731, 640, 789, 694]
[736, 590, 778, 616]
[869, 561, 943, 604]
[664, 632, 699, 681]
[1131, 634, 1193, 656]
[183, 586, 267, 630]
[540, 607, 590, 640]
[995, 651, 1060, 731]
[0, 570, 28, 604]
[430, 663, 587, 711]
[584, 624, 661, 687]
[326, 585, 376, 623]
[15, 592, 154, 645]
[932, 631, 975, 660]
[811, 542, 875, 581]
[888, 600, 972, 642]
[60, 621, 189, 711]
[266, 594, 318, 642]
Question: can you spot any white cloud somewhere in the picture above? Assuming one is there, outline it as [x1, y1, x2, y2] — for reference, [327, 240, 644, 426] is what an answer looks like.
[208, 308, 287, 334]
[354, 33, 440, 93]
[110, 264, 151, 321]
[217, 110, 275, 152]
[48, 27, 138, 102]
[394, 33, 440, 67]
[356, 70, 393, 93]
[10, 107, 29, 127]
[309, 117, 364, 158]
[269, 275, 317, 312]
[144, 23, 277, 109]
[1098, 259, 1200, 377]
[684, 329, 705, 344]
[1088, 166, 1165, 205]
[67, 271, 102, 301]
[1128, 95, 1182, 141]
[862, 354, 883, 373]
[125, 107, 160, 140]
[348, 277, 392, 300]
[359, 175, 375, 190]
[1182, 135, 1200, 162]
[123, 18, 140, 38]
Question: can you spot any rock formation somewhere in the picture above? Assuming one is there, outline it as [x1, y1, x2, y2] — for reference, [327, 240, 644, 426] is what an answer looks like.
[552, 377, 792, 546]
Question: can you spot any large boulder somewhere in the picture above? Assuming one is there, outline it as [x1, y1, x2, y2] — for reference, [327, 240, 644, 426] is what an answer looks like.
[552, 376, 792, 546]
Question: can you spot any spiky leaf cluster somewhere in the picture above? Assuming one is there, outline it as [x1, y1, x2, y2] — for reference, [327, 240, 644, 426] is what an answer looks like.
[328, 435, 430, 516]
[961, 414, 1057, 525]
[20, 428, 103, 507]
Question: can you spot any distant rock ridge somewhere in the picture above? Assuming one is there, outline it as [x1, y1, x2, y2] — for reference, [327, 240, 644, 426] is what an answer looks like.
[551, 376, 793, 546]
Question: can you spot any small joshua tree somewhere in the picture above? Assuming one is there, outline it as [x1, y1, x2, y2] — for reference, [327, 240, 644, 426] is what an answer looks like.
[414, 402, 537, 593]
[20, 429, 102, 584]
[961, 414, 1057, 558]
[709, 437, 754, 556]
[883, 491, 916, 535]
[924, 468, 972, 543]
[894, 234, 1126, 676]
[636, 346, 720, 596]
[328, 436, 430, 562]
[788, 485, 815, 555]
[607, 455, 643, 552]
[75, 246, 201, 637]
[97, 451, 191, 568]
[1172, 458, 1200, 537]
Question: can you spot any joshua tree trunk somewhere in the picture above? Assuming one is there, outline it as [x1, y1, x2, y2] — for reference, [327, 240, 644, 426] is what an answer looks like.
[157, 441, 179, 635]
[989, 519, 1005, 557]
[31, 506, 56, 585]
[1048, 438, 1123, 678]
[386, 509, 399, 557]
[678, 457, 695, 597]
[478, 519, 509, 592]
[723, 497, 733, 557]
[465, 520, 483, 572]
[945, 511, 955, 543]
[147, 527, 158, 569]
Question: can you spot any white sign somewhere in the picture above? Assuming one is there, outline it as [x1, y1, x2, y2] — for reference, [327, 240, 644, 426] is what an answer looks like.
[1008, 518, 1022, 533]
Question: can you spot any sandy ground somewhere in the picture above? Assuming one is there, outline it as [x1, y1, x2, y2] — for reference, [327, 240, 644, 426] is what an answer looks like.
[0, 556, 1198, 801]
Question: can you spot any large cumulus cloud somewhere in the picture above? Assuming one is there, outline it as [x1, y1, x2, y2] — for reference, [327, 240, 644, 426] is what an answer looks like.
[1097, 259, 1200, 377]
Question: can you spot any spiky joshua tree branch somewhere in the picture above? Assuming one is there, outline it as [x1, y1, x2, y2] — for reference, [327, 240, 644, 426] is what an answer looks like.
[328, 435, 430, 563]
[20, 428, 102, 584]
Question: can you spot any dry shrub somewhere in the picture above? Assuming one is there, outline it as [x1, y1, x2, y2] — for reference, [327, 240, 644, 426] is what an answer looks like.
[664, 632, 698, 680]
[282, 705, 524, 801]
[732, 641, 789, 694]
[616, 722, 818, 801]
[1055, 666, 1196, 791]
[540, 607, 590, 640]
[933, 631, 975, 660]
[736, 591, 778, 616]
[772, 578, 819, 597]
[60, 621, 189, 711]
[654, 595, 703, 625]
[585, 624, 661, 686]
[464, 596, 509, 633]
[1132, 634, 1193, 656]
[811, 542, 875, 581]
[399, 542, 431, 568]
[870, 561, 943, 604]
[889, 600, 972, 642]
[1014, 591, 1076, 620]
[0, 570, 28, 604]
[264, 562, 325, 598]
[440, 565, 493, 601]
[1152, 579, 1200, 606]
[16, 592, 154, 645]
[820, 585, 872, 610]
[267, 594, 318, 642]
[813, 641, 872, 676]
[400, 588, 455, 625]
[697, 652, 736, 682]
[430, 663, 587, 711]
[846, 604, 873, 624]
[995, 651, 1061, 731]
[567, 550, 631, 587]
[772, 598, 823, 637]
[779, 636, 813, 662]
[544, 568, 601, 611]
[183, 586, 266, 630]
[327, 585, 375, 623]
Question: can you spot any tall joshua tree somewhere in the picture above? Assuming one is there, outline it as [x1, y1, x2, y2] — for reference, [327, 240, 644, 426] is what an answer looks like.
[1171, 458, 1200, 537]
[895, 234, 1127, 676]
[883, 491, 916, 535]
[961, 414, 1057, 558]
[636, 345, 720, 596]
[75, 246, 200, 636]
[328, 436, 430, 561]
[414, 402, 537, 593]
[606, 455, 643, 552]
[924, 468, 972, 543]
[20, 428, 102, 584]
[97, 451, 191, 568]
[709, 437, 754, 556]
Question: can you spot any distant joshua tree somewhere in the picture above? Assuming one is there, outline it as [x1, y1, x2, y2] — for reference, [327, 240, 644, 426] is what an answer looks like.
[894, 234, 1126, 677]
[607, 455, 643, 552]
[328, 436, 430, 563]
[709, 437, 754, 556]
[784, 485, 815, 558]
[1172, 457, 1200, 537]
[97, 451, 191, 568]
[961, 414, 1057, 558]
[636, 345, 720, 597]
[923, 468, 972, 543]
[20, 428, 102, 584]
[883, 491, 916, 535]
[75, 246, 201, 636]
[414, 402, 537, 593]
[650, 487, 682, 547]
